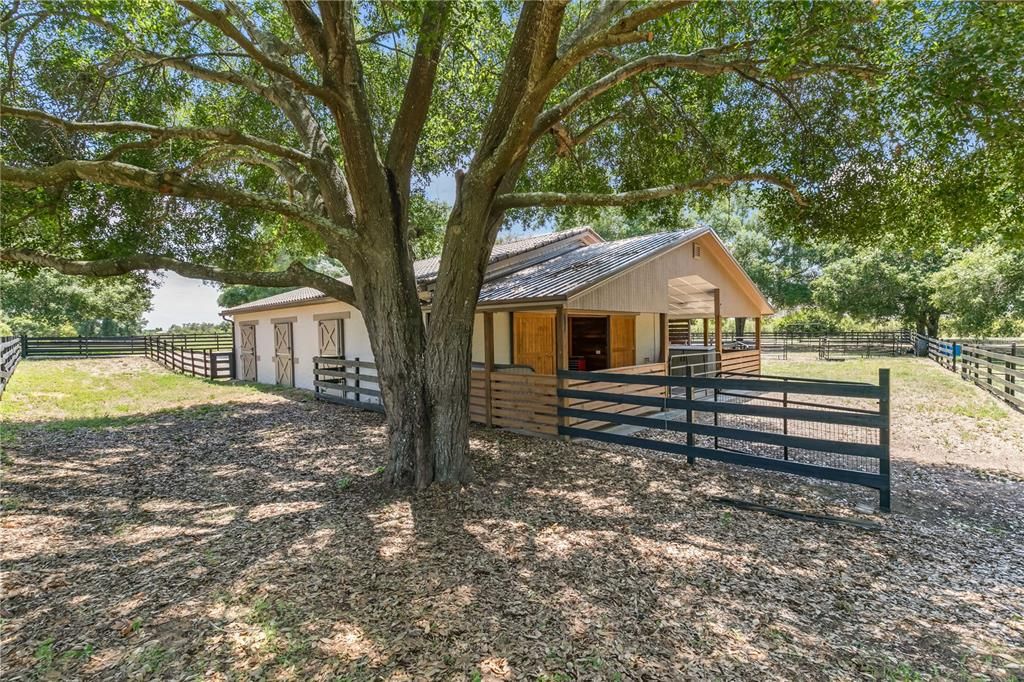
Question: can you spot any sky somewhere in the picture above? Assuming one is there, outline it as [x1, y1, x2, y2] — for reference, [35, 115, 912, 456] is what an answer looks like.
[145, 173, 461, 329]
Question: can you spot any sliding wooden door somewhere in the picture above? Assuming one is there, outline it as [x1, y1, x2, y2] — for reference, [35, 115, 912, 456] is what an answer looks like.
[609, 315, 636, 367]
[513, 311, 556, 375]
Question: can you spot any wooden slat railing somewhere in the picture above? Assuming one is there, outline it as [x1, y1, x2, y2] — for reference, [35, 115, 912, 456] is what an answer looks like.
[22, 333, 232, 357]
[960, 344, 1022, 410]
[313, 356, 383, 411]
[0, 336, 23, 398]
[145, 336, 234, 379]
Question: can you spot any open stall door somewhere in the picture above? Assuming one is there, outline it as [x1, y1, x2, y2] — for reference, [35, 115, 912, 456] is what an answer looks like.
[239, 324, 257, 381]
[318, 318, 343, 357]
[273, 322, 294, 386]
[513, 311, 556, 374]
[609, 315, 636, 367]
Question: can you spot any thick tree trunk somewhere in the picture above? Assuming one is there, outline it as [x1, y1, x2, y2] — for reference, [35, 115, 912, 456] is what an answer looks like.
[350, 226, 435, 489]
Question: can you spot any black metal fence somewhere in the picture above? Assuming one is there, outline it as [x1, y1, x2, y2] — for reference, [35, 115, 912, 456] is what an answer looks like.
[557, 368, 892, 511]
[0, 336, 23, 398]
[817, 331, 913, 360]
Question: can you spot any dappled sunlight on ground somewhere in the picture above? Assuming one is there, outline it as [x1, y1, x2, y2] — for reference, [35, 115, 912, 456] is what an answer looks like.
[1, 358, 1022, 679]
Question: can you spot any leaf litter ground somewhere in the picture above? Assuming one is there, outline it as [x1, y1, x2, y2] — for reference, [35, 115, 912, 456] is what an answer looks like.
[1, 358, 1022, 680]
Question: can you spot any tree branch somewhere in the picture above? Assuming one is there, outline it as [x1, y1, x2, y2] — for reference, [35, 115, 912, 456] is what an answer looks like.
[2, 106, 313, 165]
[176, 0, 337, 106]
[493, 173, 808, 209]
[532, 51, 877, 143]
[385, 1, 451, 183]
[0, 249, 357, 306]
[2, 159, 353, 243]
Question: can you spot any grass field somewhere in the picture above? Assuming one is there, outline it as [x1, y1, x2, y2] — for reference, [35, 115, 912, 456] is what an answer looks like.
[1, 357, 1022, 680]
[765, 355, 1024, 475]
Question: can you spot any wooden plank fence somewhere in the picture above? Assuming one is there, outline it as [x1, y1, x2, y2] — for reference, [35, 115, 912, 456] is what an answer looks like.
[0, 336, 23, 398]
[144, 336, 234, 379]
[918, 334, 1023, 411]
[21, 333, 232, 357]
[960, 344, 1022, 410]
[312, 356, 384, 412]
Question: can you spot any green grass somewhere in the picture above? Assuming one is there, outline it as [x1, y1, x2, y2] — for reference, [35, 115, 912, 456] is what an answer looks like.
[764, 356, 1008, 420]
[0, 358, 290, 432]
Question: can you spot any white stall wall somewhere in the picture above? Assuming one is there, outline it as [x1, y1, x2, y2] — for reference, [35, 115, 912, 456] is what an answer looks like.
[635, 313, 660, 364]
[231, 300, 373, 392]
[471, 311, 513, 365]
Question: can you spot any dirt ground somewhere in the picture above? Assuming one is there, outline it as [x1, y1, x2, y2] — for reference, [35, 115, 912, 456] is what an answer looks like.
[1, 358, 1022, 680]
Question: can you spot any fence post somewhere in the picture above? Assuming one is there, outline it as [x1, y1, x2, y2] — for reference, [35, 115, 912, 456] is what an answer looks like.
[951, 343, 957, 372]
[1007, 343, 1016, 399]
[20, 334, 28, 358]
[782, 378, 790, 461]
[712, 384, 719, 450]
[878, 368, 891, 513]
[685, 367, 695, 465]
[354, 357, 361, 403]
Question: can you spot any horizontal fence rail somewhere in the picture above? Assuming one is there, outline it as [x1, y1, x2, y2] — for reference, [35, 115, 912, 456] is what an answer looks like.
[21, 333, 232, 357]
[818, 331, 912, 361]
[313, 356, 383, 412]
[145, 337, 234, 379]
[918, 334, 1022, 411]
[0, 336, 23, 398]
[960, 344, 1022, 410]
[557, 368, 892, 511]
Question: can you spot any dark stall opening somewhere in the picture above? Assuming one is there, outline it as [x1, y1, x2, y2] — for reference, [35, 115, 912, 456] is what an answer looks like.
[569, 316, 609, 371]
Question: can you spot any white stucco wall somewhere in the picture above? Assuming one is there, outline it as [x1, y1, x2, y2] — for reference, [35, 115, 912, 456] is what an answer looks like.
[231, 300, 375, 395]
[471, 311, 512, 365]
[231, 303, 516, 396]
[635, 313, 660, 364]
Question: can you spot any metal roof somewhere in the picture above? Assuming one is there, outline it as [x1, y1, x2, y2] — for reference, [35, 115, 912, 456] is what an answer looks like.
[478, 228, 704, 304]
[221, 286, 330, 314]
[221, 227, 600, 314]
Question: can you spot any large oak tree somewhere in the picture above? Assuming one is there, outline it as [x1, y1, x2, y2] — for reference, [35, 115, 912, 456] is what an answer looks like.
[2, 1, 1020, 487]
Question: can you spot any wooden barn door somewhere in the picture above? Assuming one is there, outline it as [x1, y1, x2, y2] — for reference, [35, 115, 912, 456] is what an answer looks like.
[317, 319, 343, 357]
[239, 323, 257, 381]
[513, 311, 556, 374]
[273, 322, 294, 386]
[609, 315, 636, 367]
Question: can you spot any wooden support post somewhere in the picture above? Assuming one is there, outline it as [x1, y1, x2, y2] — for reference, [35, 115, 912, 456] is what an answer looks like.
[484, 311, 494, 427]
[555, 307, 569, 438]
[713, 290, 722, 373]
[755, 317, 762, 350]
[703, 318, 709, 346]
[658, 312, 669, 365]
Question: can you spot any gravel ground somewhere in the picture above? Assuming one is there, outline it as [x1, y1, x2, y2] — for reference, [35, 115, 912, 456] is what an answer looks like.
[1, 358, 1022, 680]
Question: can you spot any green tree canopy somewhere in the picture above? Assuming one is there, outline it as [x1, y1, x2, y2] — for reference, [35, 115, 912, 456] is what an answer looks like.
[0, 270, 152, 336]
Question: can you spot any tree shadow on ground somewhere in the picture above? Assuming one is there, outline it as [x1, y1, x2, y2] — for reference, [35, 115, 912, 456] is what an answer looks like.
[2, 397, 1022, 680]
